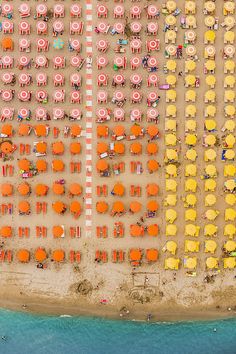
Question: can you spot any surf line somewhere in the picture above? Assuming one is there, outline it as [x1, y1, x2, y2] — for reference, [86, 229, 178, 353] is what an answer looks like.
[85, 0, 93, 238]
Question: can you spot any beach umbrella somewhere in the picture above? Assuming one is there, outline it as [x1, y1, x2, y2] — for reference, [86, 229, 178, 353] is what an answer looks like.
[130, 125, 142, 137]
[113, 125, 125, 136]
[146, 249, 158, 262]
[166, 224, 177, 236]
[52, 201, 67, 214]
[71, 125, 82, 138]
[225, 208, 236, 221]
[112, 201, 125, 213]
[166, 209, 177, 223]
[36, 160, 47, 172]
[18, 201, 30, 214]
[97, 125, 109, 138]
[205, 209, 219, 221]
[34, 125, 48, 137]
[17, 249, 30, 263]
[166, 179, 177, 192]
[166, 164, 177, 177]
[205, 179, 216, 192]
[53, 225, 64, 238]
[165, 257, 180, 270]
[146, 183, 159, 196]
[185, 178, 197, 192]
[147, 200, 159, 212]
[53, 38, 64, 49]
[165, 194, 177, 206]
[35, 248, 47, 262]
[18, 182, 31, 196]
[129, 249, 142, 261]
[52, 142, 64, 155]
[184, 257, 197, 269]
[205, 194, 216, 206]
[35, 184, 48, 196]
[166, 241, 177, 255]
[185, 224, 199, 237]
[165, 133, 177, 146]
[185, 240, 199, 253]
[70, 201, 81, 216]
[185, 209, 196, 221]
[52, 250, 65, 262]
[129, 201, 142, 213]
[69, 183, 82, 196]
[1, 183, 13, 196]
[97, 142, 108, 154]
[0, 226, 12, 238]
[204, 119, 216, 131]
[18, 124, 32, 136]
[96, 201, 108, 213]
[185, 164, 197, 177]
[224, 179, 236, 192]
[52, 160, 64, 172]
[206, 257, 218, 269]
[147, 159, 159, 172]
[224, 224, 235, 238]
[205, 240, 217, 253]
[147, 224, 158, 236]
[113, 183, 125, 196]
[225, 194, 236, 206]
[36, 142, 47, 154]
[52, 182, 65, 195]
[130, 142, 142, 155]
[130, 224, 143, 237]
[204, 224, 217, 237]
[1, 124, 13, 137]
[0, 142, 13, 154]
[224, 165, 236, 177]
[70, 142, 81, 155]
[223, 258, 236, 269]
[114, 142, 125, 154]
[96, 160, 108, 172]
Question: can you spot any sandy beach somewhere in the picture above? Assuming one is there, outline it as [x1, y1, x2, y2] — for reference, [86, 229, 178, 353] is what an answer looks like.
[0, 0, 235, 321]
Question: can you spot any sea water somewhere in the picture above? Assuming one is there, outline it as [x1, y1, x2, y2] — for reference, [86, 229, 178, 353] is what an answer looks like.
[0, 309, 236, 354]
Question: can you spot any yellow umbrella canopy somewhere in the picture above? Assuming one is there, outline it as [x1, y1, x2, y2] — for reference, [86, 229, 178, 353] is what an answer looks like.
[185, 105, 196, 117]
[225, 105, 236, 117]
[224, 240, 236, 252]
[165, 30, 177, 42]
[224, 179, 236, 191]
[185, 149, 197, 161]
[165, 119, 176, 131]
[204, 30, 215, 42]
[185, 240, 199, 253]
[205, 179, 216, 192]
[204, 223, 217, 236]
[166, 209, 177, 223]
[185, 209, 197, 221]
[204, 149, 216, 161]
[185, 90, 196, 101]
[206, 75, 216, 87]
[185, 164, 197, 177]
[205, 60, 216, 71]
[185, 120, 196, 132]
[185, 75, 196, 86]
[205, 105, 216, 117]
[165, 257, 180, 270]
[166, 75, 177, 86]
[184, 257, 197, 269]
[165, 15, 177, 26]
[205, 240, 217, 253]
[224, 1, 235, 13]
[165, 194, 177, 206]
[205, 119, 216, 131]
[166, 179, 177, 192]
[225, 194, 236, 206]
[225, 134, 235, 147]
[166, 164, 177, 176]
[205, 209, 219, 221]
[184, 194, 197, 207]
[185, 134, 197, 146]
[224, 16, 236, 28]
[206, 257, 219, 269]
[205, 90, 216, 102]
[185, 224, 200, 237]
[166, 149, 178, 161]
[225, 208, 236, 221]
[224, 90, 235, 102]
[204, 2, 216, 13]
[224, 31, 235, 43]
[224, 164, 236, 177]
[205, 194, 216, 206]
[225, 149, 235, 160]
[166, 0, 177, 11]
[185, 60, 196, 72]
[166, 104, 177, 116]
[166, 89, 177, 101]
[165, 133, 177, 146]
[224, 224, 236, 238]
[205, 134, 216, 146]
[223, 257, 236, 269]
[224, 60, 235, 71]
[205, 164, 217, 177]
[224, 75, 235, 87]
[166, 224, 177, 236]
[166, 59, 177, 71]
[166, 241, 177, 255]
[185, 178, 197, 192]
[205, 16, 215, 27]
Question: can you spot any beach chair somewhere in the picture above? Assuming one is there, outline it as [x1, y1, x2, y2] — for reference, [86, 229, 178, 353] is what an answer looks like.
[112, 250, 118, 263]
[102, 226, 107, 238]
[19, 227, 23, 238]
[70, 227, 76, 238]
[42, 227, 47, 238]
[76, 227, 81, 237]
[6, 250, 12, 263]
[96, 226, 101, 238]
[102, 251, 108, 263]
[0, 251, 5, 262]
[130, 185, 135, 196]
[75, 252, 81, 263]
[119, 250, 125, 262]
[25, 227, 29, 238]
[36, 226, 41, 237]
[102, 184, 107, 196]
[42, 202, 47, 214]
[70, 251, 75, 263]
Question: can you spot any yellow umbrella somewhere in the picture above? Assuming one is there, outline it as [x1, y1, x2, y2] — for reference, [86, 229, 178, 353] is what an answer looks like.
[224, 240, 236, 252]
[224, 120, 235, 132]
[225, 149, 235, 160]
[185, 209, 197, 221]
[165, 133, 177, 146]
[205, 194, 216, 206]
[166, 0, 176, 12]
[224, 90, 235, 102]
[206, 257, 219, 269]
[206, 75, 216, 87]
[224, 224, 236, 238]
[166, 224, 177, 236]
[185, 224, 200, 237]
[185, 1, 196, 14]
[166, 104, 177, 117]
[166, 75, 177, 86]
[204, 149, 216, 161]
[225, 105, 235, 117]
[225, 134, 235, 147]
[224, 60, 235, 72]
[185, 120, 196, 132]
[185, 134, 197, 146]
[186, 45, 196, 57]
[185, 178, 197, 192]
[224, 31, 234, 44]
[166, 209, 177, 223]
[205, 16, 215, 27]
[205, 119, 216, 131]
[166, 59, 177, 71]
[225, 194, 236, 206]
[165, 257, 180, 270]
[184, 257, 197, 269]
[165, 15, 176, 26]
[205, 60, 216, 71]
[166, 149, 178, 161]
[165, 119, 176, 131]
[165, 30, 177, 42]
[185, 164, 197, 177]
[166, 164, 177, 176]
[184, 194, 197, 207]
[224, 1, 235, 13]
[204, 1, 216, 13]
[185, 240, 199, 252]
[185, 75, 196, 86]
[185, 149, 197, 161]
[224, 164, 236, 177]
[165, 194, 177, 206]
[223, 257, 236, 269]
[205, 134, 216, 146]
[205, 90, 216, 102]
[185, 105, 196, 117]
[224, 75, 235, 87]
[224, 16, 235, 28]
[205, 179, 216, 192]
[185, 90, 196, 102]
[204, 30, 215, 43]
[166, 179, 177, 192]
[186, 15, 196, 28]
[225, 208, 236, 221]
[185, 60, 196, 72]
[205, 164, 217, 177]
[205, 240, 217, 253]
[205, 105, 216, 117]
[224, 179, 236, 191]
[166, 89, 177, 101]
[204, 224, 217, 237]
[166, 241, 177, 255]
[205, 209, 219, 221]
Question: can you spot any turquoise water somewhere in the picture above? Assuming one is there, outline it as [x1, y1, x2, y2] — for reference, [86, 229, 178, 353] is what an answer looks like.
[0, 309, 236, 354]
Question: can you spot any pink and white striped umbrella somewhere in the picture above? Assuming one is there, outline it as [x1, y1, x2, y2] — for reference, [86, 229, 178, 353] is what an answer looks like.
[36, 73, 47, 84]
[2, 55, 13, 66]
[70, 109, 81, 119]
[97, 56, 108, 67]
[70, 4, 81, 16]
[2, 91, 13, 102]
[53, 108, 64, 119]
[35, 107, 47, 119]
[147, 22, 158, 33]
[148, 92, 158, 102]
[18, 56, 30, 66]
[37, 21, 47, 33]
[54, 90, 64, 101]
[2, 107, 13, 119]
[1, 73, 13, 84]
[19, 73, 30, 85]
[114, 91, 124, 101]
[18, 90, 31, 102]
[113, 22, 124, 33]
[70, 73, 80, 84]
[18, 108, 30, 119]
[114, 108, 125, 119]
[70, 56, 82, 67]
[36, 4, 47, 16]
[35, 90, 47, 101]
[130, 74, 142, 85]
[53, 21, 64, 32]
[19, 21, 30, 31]
[2, 3, 13, 15]
[19, 3, 30, 15]
[19, 38, 30, 50]
[54, 73, 64, 84]
[35, 55, 47, 67]
[148, 57, 158, 67]
[130, 56, 141, 68]
[131, 22, 142, 33]
[113, 74, 125, 85]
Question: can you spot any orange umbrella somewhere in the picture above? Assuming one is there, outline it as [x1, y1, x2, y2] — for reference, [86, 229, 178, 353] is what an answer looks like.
[112, 201, 125, 213]
[71, 125, 82, 137]
[147, 224, 159, 236]
[96, 201, 108, 213]
[1, 183, 13, 196]
[113, 183, 125, 196]
[130, 224, 143, 236]
[147, 159, 159, 172]
[35, 184, 48, 196]
[52, 201, 67, 214]
[147, 125, 159, 137]
[97, 125, 109, 137]
[113, 125, 125, 136]
[52, 160, 64, 172]
[129, 249, 142, 261]
[114, 142, 125, 154]
[52, 249, 65, 262]
[2, 37, 13, 50]
[0, 226, 12, 238]
[52, 182, 65, 195]
[36, 142, 47, 154]
[0, 141, 13, 154]
[130, 125, 142, 136]
[130, 142, 142, 154]
[52, 141, 64, 155]
[146, 183, 159, 196]
[70, 142, 81, 155]
[96, 160, 108, 171]
[18, 159, 30, 171]
[70, 201, 81, 215]
[17, 249, 30, 263]
[36, 159, 47, 172]
[147, 142, 158, 154]
[147, 200, 159, 212]
[18, 182, 31, 196]
[97, 142, 108, 154]
[35, 248, 47, 262]
[69, 183, 82, 196]
[146, 249, 158, 261]
[130, 201, 142, 213]
[1, 124, 13, 136]
[18, 201, 30, 214]
[53, 225, 64, 238]
[18, 124, 31, 136]
[34, 125, 47, 137]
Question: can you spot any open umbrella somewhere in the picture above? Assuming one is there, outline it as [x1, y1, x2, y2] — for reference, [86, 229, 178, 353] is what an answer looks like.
[53, 38, 64, 49]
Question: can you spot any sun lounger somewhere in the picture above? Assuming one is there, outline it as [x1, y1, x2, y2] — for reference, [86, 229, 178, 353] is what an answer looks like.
[0, 251, 5, 262]
[75, 252, 81, 263]
[76, 227, 81, 237]
[112, 250, 117, 263]
[6, 250, 12, 263]
[70, 251, 75, 263]
[19, 227, 23, 238]
[36, 226, 41, 237]
[102, 226, 107, 238]
[42, 227, 47, 238]
[70, 227, 76, 238]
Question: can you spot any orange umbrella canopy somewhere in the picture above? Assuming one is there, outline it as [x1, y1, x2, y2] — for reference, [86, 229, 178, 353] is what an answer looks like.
[35, 248, 47, 262]
[130, 125, 142, 136]
[69, 183, 82, 196]
[112, 201, 125, 213]
[18, 159, 30, 171]
[36, 159, 47, 172]
[52, 141, 64, 155]
[146, 183, 159, 196]
[113, 183, 125, 196]
[0, 141, 13, 154]
[52, 201, 67, 214]
[96, 160, 108, 171]
[52, 249, 65, 262]
[147, 125, 159, 137]
[18, 124, 31, 136]
[34, 125, 47, 137]
[1, 183, 13, 196]
[70, 142, 81, 154]
[17, 249, 30, 263]
[71, 125, 82, 137]
[147, 224, 159, 236]
[53, 225, 64, 238]
[70, 201, 81, 213]
[147, 159, 159, 172]
[130, 224, 143, 236]
[146, 249, 158, 261]
[147, 142, 158, 154]
[113, 125, 125, 136]
[36, 142, 47, 154]
[52, 159, 64, 172]
[18, 201, 30, 213]
[96, 201, 108, 213]
[129, 249, 142, 261]
[147, 200, 159, 212]
[97, 125, 108, 137]
[130, 142, 142, 154]
[2, 37, 13, 50]
[130, 201, 142, 213]
[97, 142, 108, 154]
[18, 182, 31, 196]
[35, 184, 48, 196]
[114, 142, 125, 154]
[1, 124, 13, 136]
[0, 226, 12, 238]
[52, 182, 65, 195]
